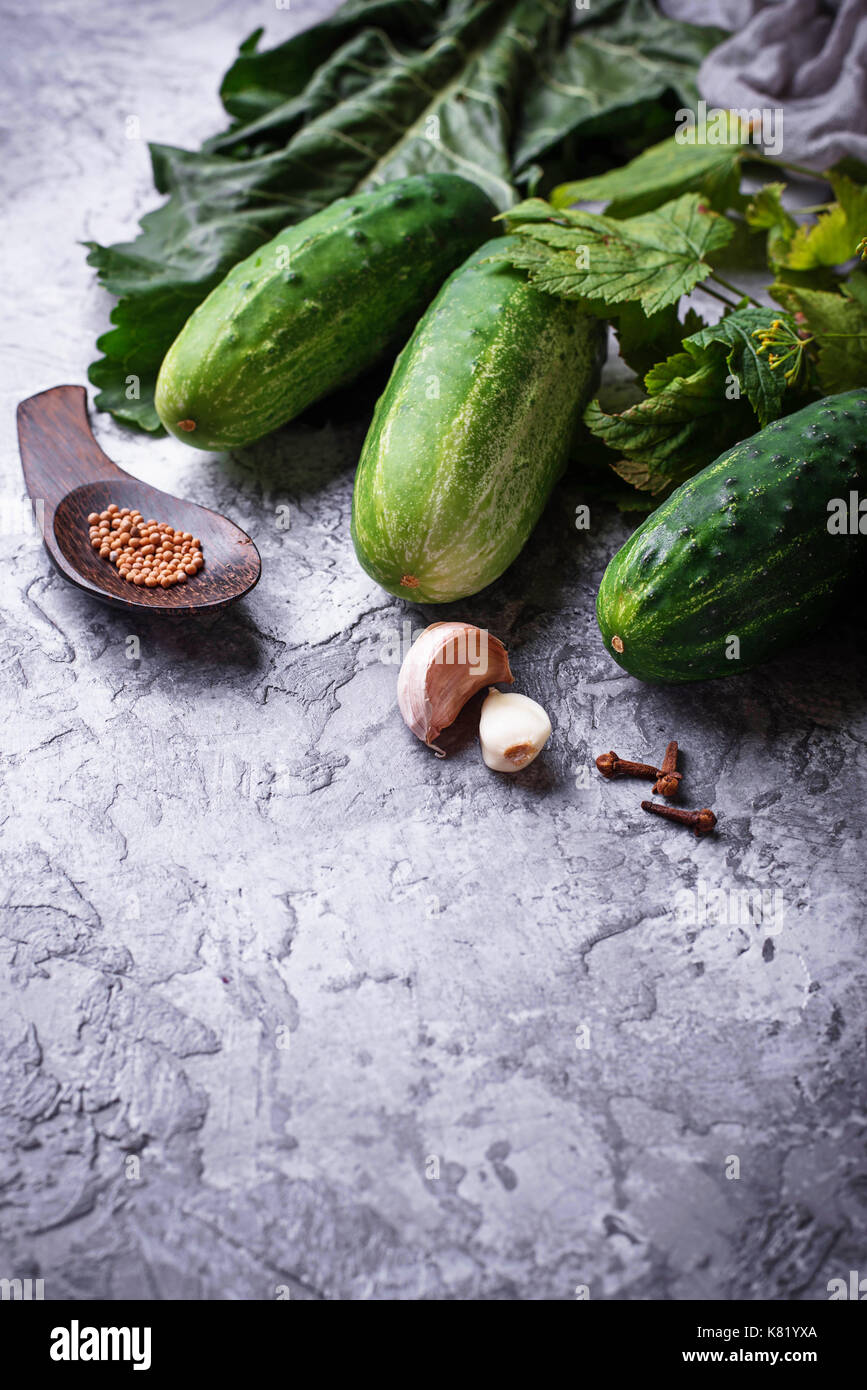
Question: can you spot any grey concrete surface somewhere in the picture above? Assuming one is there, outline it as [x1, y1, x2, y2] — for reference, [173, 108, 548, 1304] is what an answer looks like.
[1, 0, 866, 1301]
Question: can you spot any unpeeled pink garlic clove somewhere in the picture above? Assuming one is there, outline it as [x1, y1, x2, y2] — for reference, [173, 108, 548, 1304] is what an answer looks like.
[397, 622, 513, 755]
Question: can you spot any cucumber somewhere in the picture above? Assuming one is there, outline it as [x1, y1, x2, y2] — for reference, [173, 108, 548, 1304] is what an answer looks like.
[154, 174, 496, 450]
[597, 390, 867, 683]
[351, 237, 605, 603]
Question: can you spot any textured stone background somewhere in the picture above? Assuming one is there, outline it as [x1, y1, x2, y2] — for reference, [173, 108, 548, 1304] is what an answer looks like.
[1, 0, 866, 1301]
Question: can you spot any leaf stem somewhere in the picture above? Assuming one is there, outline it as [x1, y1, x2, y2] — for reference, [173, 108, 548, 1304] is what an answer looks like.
[708, 271, 761, 307]
[696, 281, 740, 310]
[748, 153, 825, 181]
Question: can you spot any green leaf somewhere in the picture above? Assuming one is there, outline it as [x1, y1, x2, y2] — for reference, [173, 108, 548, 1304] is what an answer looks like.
[745, 182, 792, 231]
[500, 196, 572, 226]
[500, 232, 603, 303]
[215, 3, 431, 125]
[784, 207, 855, 269]
[829, 170, 867, 224]
[687, 306, 792, 426]
[86, 0, 573, 431]
[706, 212, 772, 274]
[771, 280, 867, 393]
[584, 345, 744, 494]
[844, 268, 867, 309]
[551, 135, 744, 219]
[615, 301, 705, 379]
[584, 307, 800, 493]
[745, 181, 798, 265]
[513, 0, 727, 178]
[777, 174, 867, 270]
[503, 193, 733, 315]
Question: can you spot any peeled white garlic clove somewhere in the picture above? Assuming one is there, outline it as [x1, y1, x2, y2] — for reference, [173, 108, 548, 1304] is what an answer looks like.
[397, 622, 513, 755]
[479, 687, 552, 772]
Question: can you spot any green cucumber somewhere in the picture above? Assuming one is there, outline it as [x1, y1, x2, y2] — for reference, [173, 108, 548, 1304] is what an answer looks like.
[351, 237, 605, 602]
[597, 390, 867, 683]
[154, 174, 496, 450]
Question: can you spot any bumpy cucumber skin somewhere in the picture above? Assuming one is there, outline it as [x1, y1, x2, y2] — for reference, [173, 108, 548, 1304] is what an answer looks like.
[154, 174, 497, 450]
[351, 237, 605, 603]
[597, 390, 867, 683]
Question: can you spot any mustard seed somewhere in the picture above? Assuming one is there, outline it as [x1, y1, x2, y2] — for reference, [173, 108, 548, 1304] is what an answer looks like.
[87, 504, 204, 589]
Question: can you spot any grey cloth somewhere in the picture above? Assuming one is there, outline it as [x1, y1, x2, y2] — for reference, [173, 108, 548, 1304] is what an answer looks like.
[661, 0, 867, 168]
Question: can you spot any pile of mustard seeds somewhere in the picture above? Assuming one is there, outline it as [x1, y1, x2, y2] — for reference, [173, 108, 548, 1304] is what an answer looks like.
[88, 505, 204, 588]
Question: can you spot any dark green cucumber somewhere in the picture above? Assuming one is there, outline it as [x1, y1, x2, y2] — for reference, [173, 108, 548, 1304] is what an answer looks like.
[154, 174, 496, 450]
[351, 237, 605, 603]
[597, 390, 867, 683]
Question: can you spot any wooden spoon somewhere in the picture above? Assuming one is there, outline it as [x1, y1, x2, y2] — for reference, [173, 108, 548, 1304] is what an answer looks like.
[17, 385, 261, 614]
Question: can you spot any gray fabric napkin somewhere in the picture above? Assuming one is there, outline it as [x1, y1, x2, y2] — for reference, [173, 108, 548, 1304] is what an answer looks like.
[660, 0, 867, 168]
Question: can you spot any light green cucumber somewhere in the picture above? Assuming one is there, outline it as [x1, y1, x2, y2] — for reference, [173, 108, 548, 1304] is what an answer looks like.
[351, 236, 605, 602]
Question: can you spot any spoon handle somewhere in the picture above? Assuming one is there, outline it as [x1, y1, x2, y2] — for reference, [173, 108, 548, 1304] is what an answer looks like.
[18, 385, 126, 512]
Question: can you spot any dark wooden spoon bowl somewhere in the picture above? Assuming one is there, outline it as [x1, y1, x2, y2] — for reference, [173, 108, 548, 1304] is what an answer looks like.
[17, 385, 261, 614]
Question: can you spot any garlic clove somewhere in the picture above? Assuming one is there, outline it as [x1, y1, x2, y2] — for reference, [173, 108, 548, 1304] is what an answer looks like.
[397, 622, 513, 755]
[479, 687, 551, 772]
